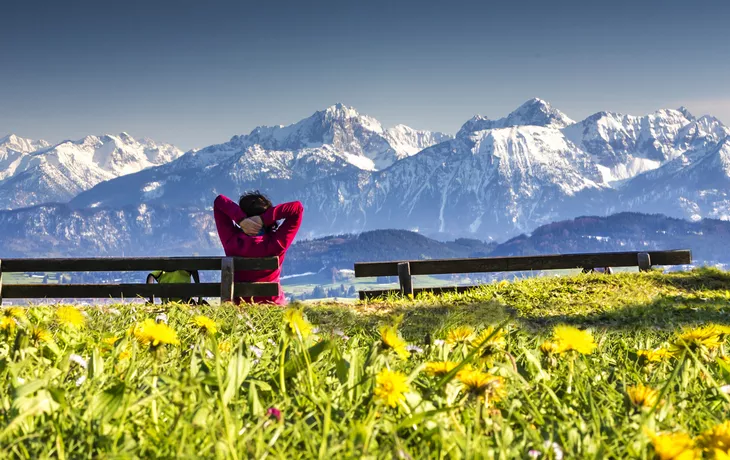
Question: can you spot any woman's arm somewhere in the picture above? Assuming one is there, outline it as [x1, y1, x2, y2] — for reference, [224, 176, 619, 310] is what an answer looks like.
[214, 195, 247, 244]
[260, 201, 304, 254]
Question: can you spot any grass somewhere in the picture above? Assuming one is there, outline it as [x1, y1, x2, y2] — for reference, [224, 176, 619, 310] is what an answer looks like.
[1, 267, 730, 458]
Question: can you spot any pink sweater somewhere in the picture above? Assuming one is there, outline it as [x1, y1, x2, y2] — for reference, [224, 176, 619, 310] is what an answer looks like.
[213, 195, 304, 304]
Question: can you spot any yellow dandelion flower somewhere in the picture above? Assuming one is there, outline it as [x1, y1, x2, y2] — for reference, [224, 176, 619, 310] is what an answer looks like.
[470, 326, 506, 349]
[0, 316, 17, 333]
[469, 326, 506, 364]
[2, 307, 26, 320]
[446, 326, 474, 344]
[191, 315, 218, 335]
[56, 306, 85, 328]
[102, 336, 120, 347]
[552, 325, 596, 355]
[637, 348, 673, 364]
[132, 319, 180, 348]
[30, 327, 52, 344]
[424, 361, 461, 377]
[283, 307, 313, 339]
[713, 449, 730, 460]
[709, 324, 730, 338]
[457, 369, 506, 401]
[218, 340, 232, 354]
[699, 421, 730, 452]
[626, 384, 661, 409]
[670, 326, 723, 355]
[540, 341, 560, 354]
[373, 368, 409, 408]
[118, 350, 131, 361]
[649, 432, 700, 460]
[379, 325, 409, 360]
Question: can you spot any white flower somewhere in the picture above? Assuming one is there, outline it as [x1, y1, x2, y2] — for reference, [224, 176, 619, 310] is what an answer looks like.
[155, 312, 168, 324]
[333, 329, 350, 341]
[528, 451, 542, 459]
[543, 442, 563, 460]
[76, 375, 87, 386]
[433, 339, 446, 346]
[205, 350, 214, 359]
[267, 338, 276, 347]
[69, 354, 88, 369]
[406, 345, 423, 353]
[250, 345, 264, 358]
[720, 384, 730, 394]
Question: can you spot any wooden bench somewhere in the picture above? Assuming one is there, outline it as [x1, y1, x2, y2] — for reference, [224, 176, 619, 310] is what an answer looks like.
[354, 250, 692, 300]
[0, 256, 279, 305]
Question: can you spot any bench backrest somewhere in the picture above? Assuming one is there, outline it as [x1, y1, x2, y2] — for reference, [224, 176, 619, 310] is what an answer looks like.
[354, 250, 692, 277]
[0, 256, 279, 304]
[354, 250, 692, 299]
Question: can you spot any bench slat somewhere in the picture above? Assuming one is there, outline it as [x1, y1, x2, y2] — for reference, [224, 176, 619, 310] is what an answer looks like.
[354, 250, 692, 277]
[1, 257, 279, 273]
[2, 282, 279, 299]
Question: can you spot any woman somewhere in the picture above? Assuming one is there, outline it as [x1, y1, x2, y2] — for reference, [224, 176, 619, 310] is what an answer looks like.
[213, 191, 304, 305]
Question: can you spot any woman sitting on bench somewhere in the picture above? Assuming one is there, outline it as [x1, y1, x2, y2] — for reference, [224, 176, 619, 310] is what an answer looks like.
[213, 191, 304, 305]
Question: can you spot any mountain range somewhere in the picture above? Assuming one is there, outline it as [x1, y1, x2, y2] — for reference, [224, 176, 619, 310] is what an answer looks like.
[1, 98, 729, 256]
[0, 133, 182, 209]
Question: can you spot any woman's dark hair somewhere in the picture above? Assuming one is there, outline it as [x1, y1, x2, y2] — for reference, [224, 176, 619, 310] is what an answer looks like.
[239, 190, 273, 217]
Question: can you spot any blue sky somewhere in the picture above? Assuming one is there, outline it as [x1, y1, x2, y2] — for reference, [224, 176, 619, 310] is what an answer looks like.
[2, 0, 729, 150]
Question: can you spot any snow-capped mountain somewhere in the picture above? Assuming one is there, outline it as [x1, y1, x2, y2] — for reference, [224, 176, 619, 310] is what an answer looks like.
[563, 108, 698, 184]
[237, 103, 450, 170]
[2, 98, 730, 257]
[293, 124, 607, 237]
[0, 133, 183, 209]
[70, 104, 451, 209]
[455, 98, 575, 137]
[0, 134, 50, 181]
[618, 137, 730, 220]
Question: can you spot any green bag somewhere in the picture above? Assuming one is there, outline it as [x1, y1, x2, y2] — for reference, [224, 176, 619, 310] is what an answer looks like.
[147, 270, 194, 304]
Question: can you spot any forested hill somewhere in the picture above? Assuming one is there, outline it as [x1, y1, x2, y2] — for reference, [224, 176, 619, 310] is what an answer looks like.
[283, 229, 496, 275]
[488, 212, 730, 264]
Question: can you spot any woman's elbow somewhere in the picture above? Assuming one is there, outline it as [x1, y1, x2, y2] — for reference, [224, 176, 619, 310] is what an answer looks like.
[213, 195, 226, 208]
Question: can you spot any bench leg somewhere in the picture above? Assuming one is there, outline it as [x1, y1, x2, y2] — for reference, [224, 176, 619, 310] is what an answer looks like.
[398, 262, 413, 297]
[638, 253, 651, 272]
[221, 257, 234, 304]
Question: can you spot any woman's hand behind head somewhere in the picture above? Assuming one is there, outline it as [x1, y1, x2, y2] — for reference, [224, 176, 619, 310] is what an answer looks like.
[239, 216, 263, 236]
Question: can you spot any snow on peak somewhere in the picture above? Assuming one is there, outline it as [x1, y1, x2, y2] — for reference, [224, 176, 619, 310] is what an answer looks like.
[0, 133, 183, 209]
[0, 133, 49, 153]
[505, 98, 575, 129]
[677, 106, 696, 121]
[384, 124, 451, 158]
[0, 134, 50, 181]
[322, 103, 362, 121]
[457, 98, 575, 137]
[221, 105, 448, 171]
